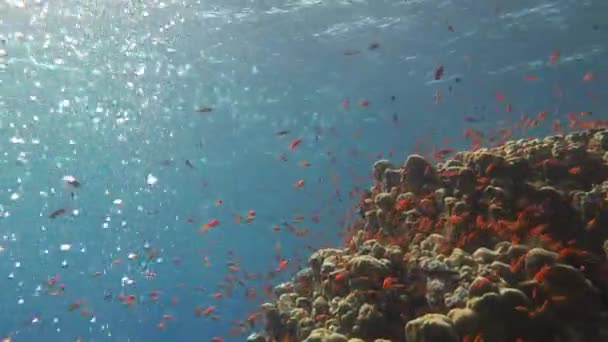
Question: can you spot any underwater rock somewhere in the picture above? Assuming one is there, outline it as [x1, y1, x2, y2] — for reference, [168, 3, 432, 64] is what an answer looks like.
[261, 303, 283, 339]
[297, 297, 312, 311]
[374, 192, 394, 211]
[472, 247, 499, 264]
[296, 315, 315, 341]
[373, 160, 396, 181]
[347, 255, 389, 280]
[294, 268, 315, 296]
[524, 248, 558, 275]
[303, 328, 349, 342]
[383, 168, 403, 192]
[404, 313, 459, 342]
[402, 154, 437, 193]
[445, 248, 474, 269]
[353, 303, 386, 339]
[447, 308, 479, 337]
[310, 249, 344, 278]
[468, 276, 499, 298]
[593, 130, 608, 151]
[313, 296, 330, 316]
[274, 281, 295, 298]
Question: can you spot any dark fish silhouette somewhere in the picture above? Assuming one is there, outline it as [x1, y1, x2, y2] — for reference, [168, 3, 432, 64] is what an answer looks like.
[464, 115, 485, 123]
[195, 107, 213, 113]
[49, 208, 66, 219]
[342, 50, 361, 56]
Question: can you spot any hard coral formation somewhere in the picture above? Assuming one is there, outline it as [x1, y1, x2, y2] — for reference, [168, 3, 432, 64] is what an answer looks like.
[259, 129, 608, 341]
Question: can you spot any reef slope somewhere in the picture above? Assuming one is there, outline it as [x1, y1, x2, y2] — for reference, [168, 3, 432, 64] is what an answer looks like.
[257, 129, 608, 342]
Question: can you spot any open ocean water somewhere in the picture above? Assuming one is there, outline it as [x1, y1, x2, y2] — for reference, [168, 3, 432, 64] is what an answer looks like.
[1, 0, 608, 341]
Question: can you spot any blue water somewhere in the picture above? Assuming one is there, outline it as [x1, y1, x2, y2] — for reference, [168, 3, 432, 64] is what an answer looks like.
[0, 0, 607, 341]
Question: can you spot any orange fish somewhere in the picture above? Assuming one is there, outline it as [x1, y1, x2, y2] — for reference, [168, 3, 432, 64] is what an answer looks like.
[68, 301, 82, 312]
[203, 306, 216, 316]
[200, 219, 220, 233]
[382, 277, 399, 289]
[293, 179, 305, 188]
[298, 161, 311, 167]
[288, 139, 302, 150]
[537, 111, 547, 120]
[215, 199, 223, 206]
[568, 166, 581, 175]
[276, 259, 288, 272]
[583, 72, 594, 81]
[549, 50, 560, 63]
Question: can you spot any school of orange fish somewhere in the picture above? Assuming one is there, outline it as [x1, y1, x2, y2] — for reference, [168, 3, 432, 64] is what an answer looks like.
[3, 33, 608, 342]
[247, 51, 608, 341]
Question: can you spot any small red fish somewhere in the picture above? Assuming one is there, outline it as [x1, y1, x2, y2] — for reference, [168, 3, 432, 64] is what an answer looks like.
[358, 99, 370, 107]
[549, 50, 560, 63]
[203, 219, 220, 229]
[276, 259, 288, 272]
[48, 274, 60, 287]
[288, 139, 302, 151]
[382, 277, 399, 289]
[583, 72, 594, 81]
[293, 179, 305, 188]
[537, 111, 547, 120]
[68, 301, 82, 312]
[568, 166, 581, 175]
[433, 65, 444, 80]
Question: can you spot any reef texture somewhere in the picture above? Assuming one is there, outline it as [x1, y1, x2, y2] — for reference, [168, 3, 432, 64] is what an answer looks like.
[255, 129, 608, 342]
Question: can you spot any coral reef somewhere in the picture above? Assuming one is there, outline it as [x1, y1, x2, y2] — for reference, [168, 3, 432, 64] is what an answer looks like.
[256, 129, 608, 342]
